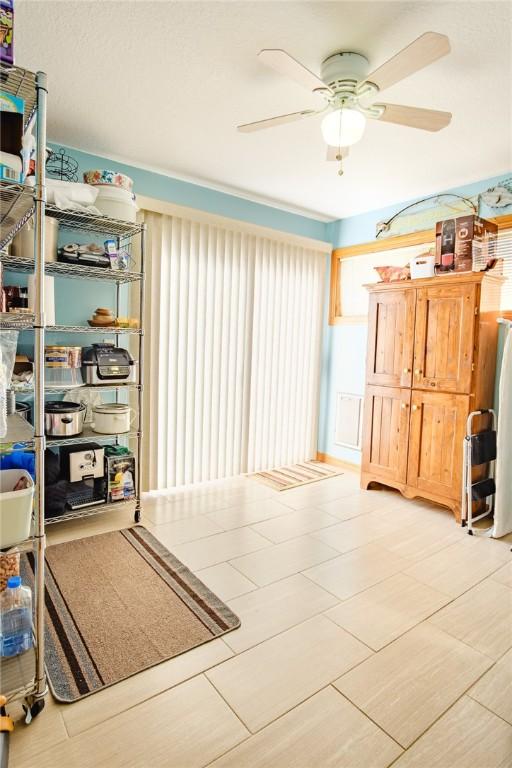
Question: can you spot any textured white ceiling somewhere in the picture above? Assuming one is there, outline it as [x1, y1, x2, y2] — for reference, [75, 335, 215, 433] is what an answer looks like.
[17, 0, 512, 219]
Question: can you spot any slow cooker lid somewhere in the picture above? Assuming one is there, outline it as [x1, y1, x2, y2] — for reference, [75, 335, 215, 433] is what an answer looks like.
[45, 401, 85, 413]
[93, 403, 130, 414]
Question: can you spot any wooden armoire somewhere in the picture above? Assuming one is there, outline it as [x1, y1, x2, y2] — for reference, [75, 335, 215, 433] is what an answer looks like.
[361, 272, 503, 521]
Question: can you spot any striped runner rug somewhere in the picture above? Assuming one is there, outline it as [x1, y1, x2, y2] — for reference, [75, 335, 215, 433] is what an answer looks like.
[249, 461, 343, 491]
[22, 526, 240, 703]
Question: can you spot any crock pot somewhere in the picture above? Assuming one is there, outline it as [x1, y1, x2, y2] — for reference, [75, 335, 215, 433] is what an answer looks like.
[45, 401, 86, 437]
[92, 403, 135, 434]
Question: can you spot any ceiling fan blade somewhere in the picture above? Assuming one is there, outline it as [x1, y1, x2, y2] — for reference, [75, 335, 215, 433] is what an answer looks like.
[237, 109, 318, 133]
[375, 103, 452, 131]
[326, 145, 350, 160]
[258, 49, 332, 94]
[361, 32, 450, 92]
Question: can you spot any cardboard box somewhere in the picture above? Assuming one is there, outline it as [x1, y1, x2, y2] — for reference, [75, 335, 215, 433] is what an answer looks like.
[435, 215, 498, 273]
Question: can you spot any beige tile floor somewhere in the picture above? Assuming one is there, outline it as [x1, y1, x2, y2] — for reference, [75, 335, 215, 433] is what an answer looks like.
[10, 469, 512, 767]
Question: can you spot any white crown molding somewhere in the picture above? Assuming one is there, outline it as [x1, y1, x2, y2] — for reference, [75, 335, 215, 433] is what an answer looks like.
[50, 140, 335, 224]
[137, 193, 332, 253]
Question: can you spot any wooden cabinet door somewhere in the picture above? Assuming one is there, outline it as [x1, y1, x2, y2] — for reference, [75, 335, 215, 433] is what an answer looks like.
[367, 289, 415, 388]
[362, 385, 411, 483]
[407, 391, 469, 500]
[413, 283, 476, 393]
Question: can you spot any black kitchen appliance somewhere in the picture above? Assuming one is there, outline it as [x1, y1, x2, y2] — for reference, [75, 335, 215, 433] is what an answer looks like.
[82, 343, 137, 385]
[46, 443, 107, 516]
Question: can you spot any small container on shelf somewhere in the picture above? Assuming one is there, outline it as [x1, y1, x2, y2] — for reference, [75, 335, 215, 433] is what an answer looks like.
[0, 550, 20, 592]
[45, 345, 82, 368]
[0, 469, 34, 549]
[45, 344, 83, 388]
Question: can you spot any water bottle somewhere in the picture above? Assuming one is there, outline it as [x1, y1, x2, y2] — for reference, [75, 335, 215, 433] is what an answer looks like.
[0, 576, 33, 657]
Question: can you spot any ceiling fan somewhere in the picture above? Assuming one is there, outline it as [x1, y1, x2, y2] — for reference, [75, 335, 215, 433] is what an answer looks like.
[237, 32, 452, 174]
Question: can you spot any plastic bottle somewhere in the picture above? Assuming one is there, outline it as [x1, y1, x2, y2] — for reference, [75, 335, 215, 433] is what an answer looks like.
[0, 576, 33, 657]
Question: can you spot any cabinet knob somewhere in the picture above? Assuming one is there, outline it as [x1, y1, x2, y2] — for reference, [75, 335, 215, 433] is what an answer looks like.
[401, 402, 408, 409]
[414, 368, 422, 376]
[403, 368, 410, 374]
[412, 404, 419, 412]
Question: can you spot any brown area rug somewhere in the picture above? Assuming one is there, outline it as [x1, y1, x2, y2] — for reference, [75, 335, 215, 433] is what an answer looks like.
[249, 461, 343, 491]
[22, 526, 240, 703]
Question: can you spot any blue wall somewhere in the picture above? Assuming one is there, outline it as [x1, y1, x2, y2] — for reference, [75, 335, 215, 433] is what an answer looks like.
[49, 144, 330, 242]
[318, 173, 512, 465]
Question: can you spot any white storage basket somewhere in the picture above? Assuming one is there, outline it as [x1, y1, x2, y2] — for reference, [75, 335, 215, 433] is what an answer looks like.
[410, 253, 435, 279]
[0, 469, 34, 549]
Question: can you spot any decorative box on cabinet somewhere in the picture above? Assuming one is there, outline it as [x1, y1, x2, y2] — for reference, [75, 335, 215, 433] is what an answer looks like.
[361, 272, 502, 522]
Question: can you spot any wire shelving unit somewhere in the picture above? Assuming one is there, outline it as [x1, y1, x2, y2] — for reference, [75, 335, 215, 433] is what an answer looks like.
[0, 63, 47, 722]
[0, 62, 146, 725]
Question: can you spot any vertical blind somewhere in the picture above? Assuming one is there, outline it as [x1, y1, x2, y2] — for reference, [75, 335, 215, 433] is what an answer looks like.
[247, 241, 325, 472]
[143, 210, 326, 490]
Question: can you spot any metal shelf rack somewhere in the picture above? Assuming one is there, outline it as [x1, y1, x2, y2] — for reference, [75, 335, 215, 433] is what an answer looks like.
[14, 383, 141, 396]
[46, 325, 142, 335]
[0, 412, 35, 446]
[44, 204, 144, 239]
[0, 63, 146, 722]
[0, 253, 143, 283]
[0, 182, 35, 249]
[0, 311, 35, 330]
[46, 427, 140, 448]
[45, 498, 136, 526]
[0, 63, 47, 718]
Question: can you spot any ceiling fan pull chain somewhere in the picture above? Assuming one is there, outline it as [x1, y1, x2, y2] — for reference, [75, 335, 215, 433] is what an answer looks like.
[337, 150, 344, 177]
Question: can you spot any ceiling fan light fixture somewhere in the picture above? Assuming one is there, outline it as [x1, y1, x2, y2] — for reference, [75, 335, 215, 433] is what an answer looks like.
[321, 108, 366, 147]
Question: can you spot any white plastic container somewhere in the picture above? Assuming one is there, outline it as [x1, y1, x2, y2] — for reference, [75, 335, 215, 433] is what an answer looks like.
[94, 186, 138, 222]
[410, 253, 436, 280]
[92, 403, 135, 434]
[0, 469, 34, 549]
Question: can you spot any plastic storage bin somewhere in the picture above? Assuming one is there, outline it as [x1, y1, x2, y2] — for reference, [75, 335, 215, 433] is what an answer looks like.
[0, 469, 34, 549]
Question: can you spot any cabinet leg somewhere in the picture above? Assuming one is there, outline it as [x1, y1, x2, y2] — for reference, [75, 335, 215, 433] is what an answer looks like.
[451, 502, 462, 525]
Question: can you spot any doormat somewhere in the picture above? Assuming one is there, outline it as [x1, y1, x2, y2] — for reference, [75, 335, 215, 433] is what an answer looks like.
[22, 526, 240, 703]
[249, 461, 343, 491]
